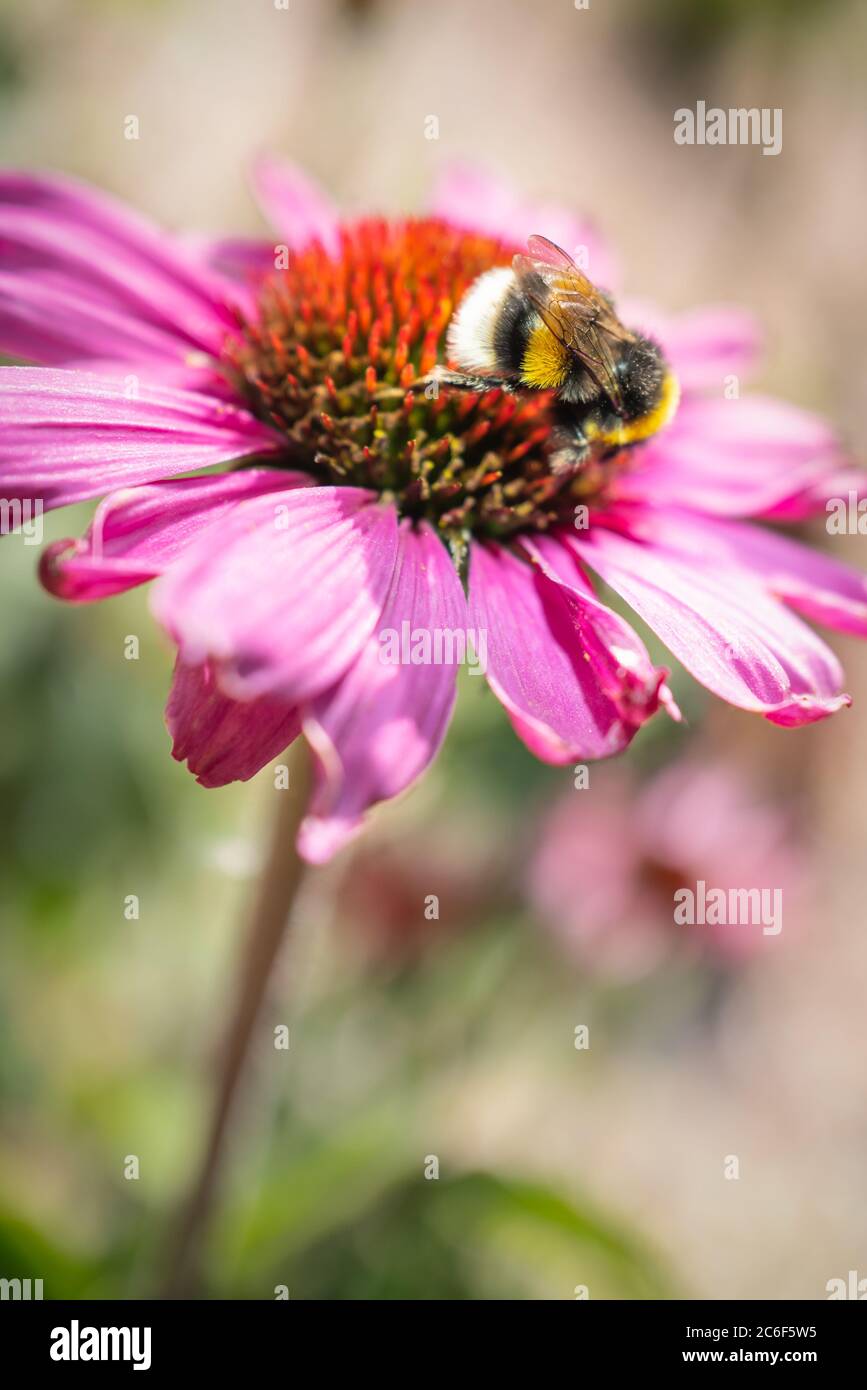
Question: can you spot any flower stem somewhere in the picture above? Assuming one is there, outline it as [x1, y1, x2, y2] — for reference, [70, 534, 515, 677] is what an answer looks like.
[161, 743, 310, 1298]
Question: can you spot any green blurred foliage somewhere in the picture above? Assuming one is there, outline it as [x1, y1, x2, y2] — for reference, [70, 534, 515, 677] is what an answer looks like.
[634, 0, 845, 70]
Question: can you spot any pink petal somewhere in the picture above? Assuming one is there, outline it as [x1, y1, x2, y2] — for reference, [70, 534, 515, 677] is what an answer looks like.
[0, 367, 282, 510]
[695, 514, 867, 639]
[616, 394, 845, 518]
[431, 163, 619, 290]
[620, 300, 762, 394]
[605, 505, 867, 640]
[152, 486, 400, 704]
[184, 234, 277, 283]
[249, 155, 341, 258]
[523, 531, 680, 718]
[0, 172, 240, 360]
[298, 521, 465, 863]
[570, 524, 849, 726]
[40, 467, 308, 602]
[0, 271, 207, 370]
[759, 466, 867, 523]
[166, 659, 300, 789]
[468, 537, 670, 763]
[59, 355, 235, 397]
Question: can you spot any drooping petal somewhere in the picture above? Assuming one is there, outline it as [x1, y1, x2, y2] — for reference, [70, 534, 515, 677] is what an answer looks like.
[431, 163, 619, 289]
[298, 521, 466, 863]
[601, 505, 867, 641]
[166, 659, 300, 789]
[468, 537, 670, 764]
[0, 367, 282, 510]
[152, 486, 399, 705]
[614, 394, 845, 518]
[522, 530, 680, 717]
[570, 525, 849, 726]
[695, 514, 867, 638]
[0, 171, 240, 360]
[620, 299, 762, 394]
[40, 468, 308, 602]
[249, 155, 341, 258]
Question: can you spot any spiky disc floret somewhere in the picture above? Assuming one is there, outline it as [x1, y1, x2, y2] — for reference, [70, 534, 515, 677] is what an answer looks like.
[225, 219, 596, 542]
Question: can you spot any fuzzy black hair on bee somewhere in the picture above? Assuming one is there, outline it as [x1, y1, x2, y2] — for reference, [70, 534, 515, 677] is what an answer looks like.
[615, 335, 668, 422]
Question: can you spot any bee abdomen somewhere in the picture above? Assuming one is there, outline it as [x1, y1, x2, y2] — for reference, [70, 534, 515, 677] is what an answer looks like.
[447, 267, 531, 378]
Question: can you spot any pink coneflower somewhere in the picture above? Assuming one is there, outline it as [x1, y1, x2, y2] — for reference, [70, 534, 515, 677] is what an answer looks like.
[2, 159, 865, 862]
[528, 757, 808, 978]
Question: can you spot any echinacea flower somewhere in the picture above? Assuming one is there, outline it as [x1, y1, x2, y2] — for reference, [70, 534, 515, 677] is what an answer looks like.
[2, 158, 866, 862]
[528, 757, 808, 978]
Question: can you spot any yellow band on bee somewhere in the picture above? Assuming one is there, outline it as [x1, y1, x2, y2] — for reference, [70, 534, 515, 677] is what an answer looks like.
[520, 323, 570, 390]
[598, 370, 681, 448]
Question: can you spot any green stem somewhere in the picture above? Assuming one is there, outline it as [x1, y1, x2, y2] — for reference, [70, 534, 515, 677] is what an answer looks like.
[161, 744, 310, 1298]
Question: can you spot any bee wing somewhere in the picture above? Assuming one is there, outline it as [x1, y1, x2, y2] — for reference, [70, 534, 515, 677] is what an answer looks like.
[523, 234, 577, 271]
[513, 237, 634, 412]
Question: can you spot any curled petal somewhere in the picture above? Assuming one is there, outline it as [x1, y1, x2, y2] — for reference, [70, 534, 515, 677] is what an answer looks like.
[298, 522, 466, 863]
[570, 526, 849, 726]
[152, 486, 399, 704]
[40, 468, 308, 602]
[468, 537, 670, 764]
[166, 659, 300, 789]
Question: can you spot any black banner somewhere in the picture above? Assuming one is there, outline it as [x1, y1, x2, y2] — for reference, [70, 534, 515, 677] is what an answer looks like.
[0, 1298, 862, 1373]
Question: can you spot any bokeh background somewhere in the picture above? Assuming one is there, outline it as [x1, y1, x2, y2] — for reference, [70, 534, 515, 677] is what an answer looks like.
[1, 0, 866, 1299]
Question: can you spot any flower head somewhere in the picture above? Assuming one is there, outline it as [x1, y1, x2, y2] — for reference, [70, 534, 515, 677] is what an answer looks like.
[2, 158, 865, 861]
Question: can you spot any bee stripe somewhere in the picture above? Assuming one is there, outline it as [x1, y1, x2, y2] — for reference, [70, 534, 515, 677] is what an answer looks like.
[597, 370, 681, 448]
[520, 323, 570, 390]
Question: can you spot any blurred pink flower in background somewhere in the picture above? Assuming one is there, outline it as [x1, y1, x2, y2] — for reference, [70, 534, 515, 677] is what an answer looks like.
[334, 826, 504, 967]
[1, 157, 866, 863]
[528, 758, 808, 979]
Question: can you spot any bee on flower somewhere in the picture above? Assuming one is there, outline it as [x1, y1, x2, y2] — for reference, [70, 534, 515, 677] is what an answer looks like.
[1, 158, 865, 862]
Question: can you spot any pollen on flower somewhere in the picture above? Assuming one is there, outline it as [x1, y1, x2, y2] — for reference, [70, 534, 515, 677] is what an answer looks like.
[224, 218, 626, 543]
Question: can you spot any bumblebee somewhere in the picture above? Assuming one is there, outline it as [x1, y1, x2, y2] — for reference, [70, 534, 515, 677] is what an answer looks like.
[441, 235, 680, 470]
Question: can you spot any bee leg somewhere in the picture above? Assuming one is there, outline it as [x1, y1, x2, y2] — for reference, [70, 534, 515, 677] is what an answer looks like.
[419, 366, 520, 395]
[548, 441, 591, 476]
[549, 420, 591, 476]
